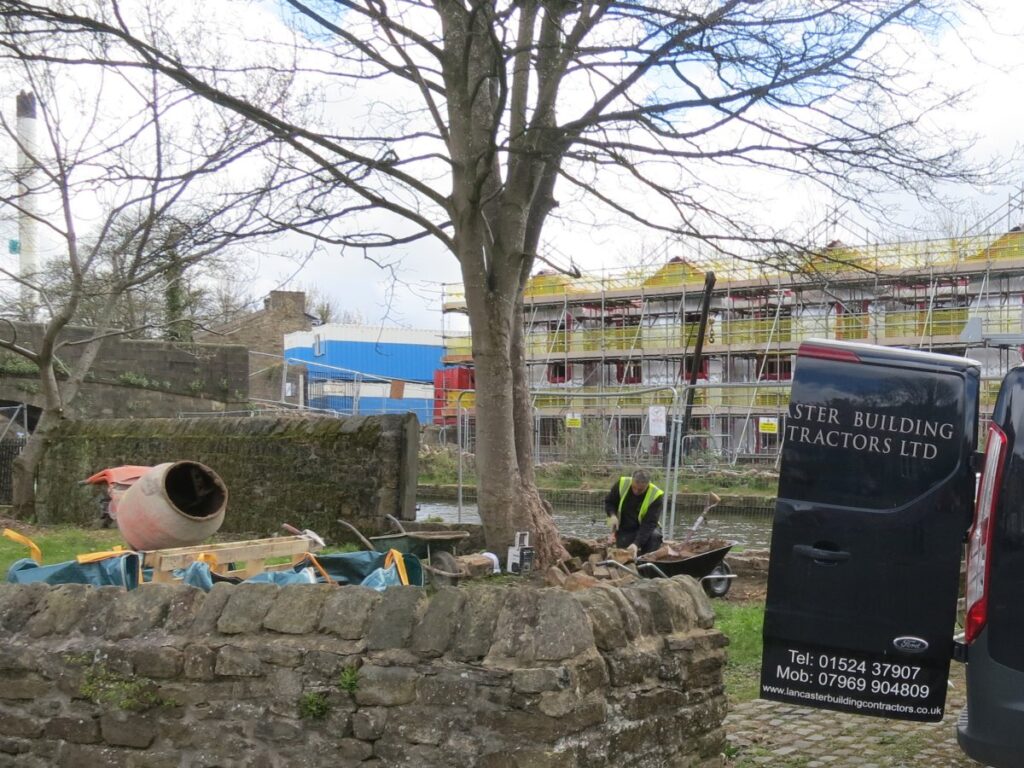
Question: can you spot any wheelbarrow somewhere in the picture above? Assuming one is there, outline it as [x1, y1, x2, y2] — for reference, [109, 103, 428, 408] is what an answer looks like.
[337, 516, 469, 586]
[636, 541, 735, 598]
[601, 492, 735, 597]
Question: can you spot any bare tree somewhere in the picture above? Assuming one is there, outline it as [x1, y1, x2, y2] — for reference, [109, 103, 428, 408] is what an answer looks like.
[299, 284, 339, 325]
[299, 287, 365, 326]
[196, 278, 259, 330]
[0, 0, 994, 559]
[0, 30, 300, 518]
[34, 216, 244, 339]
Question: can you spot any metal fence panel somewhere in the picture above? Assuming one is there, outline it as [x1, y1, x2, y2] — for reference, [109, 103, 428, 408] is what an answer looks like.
[0, 439, 27, 505]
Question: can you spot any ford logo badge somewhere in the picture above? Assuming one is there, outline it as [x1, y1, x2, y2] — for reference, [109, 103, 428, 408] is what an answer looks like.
[893, 636, 929, 653]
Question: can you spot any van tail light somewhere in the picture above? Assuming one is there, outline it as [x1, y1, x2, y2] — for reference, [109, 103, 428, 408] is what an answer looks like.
[965, 424, 1008, 645]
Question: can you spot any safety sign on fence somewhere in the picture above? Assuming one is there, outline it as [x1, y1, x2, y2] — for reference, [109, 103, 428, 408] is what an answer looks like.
[648, 406, 667, 437]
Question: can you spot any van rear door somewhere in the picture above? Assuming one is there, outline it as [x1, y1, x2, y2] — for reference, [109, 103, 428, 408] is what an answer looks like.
[761, 340, 979, 722]
[957, 367, 1024, 766]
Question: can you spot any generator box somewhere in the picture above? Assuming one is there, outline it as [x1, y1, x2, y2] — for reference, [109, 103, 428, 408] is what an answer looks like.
[507, 531, 535, 574]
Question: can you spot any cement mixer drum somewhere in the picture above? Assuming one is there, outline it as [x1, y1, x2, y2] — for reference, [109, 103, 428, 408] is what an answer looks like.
[115, 461, 228, 551]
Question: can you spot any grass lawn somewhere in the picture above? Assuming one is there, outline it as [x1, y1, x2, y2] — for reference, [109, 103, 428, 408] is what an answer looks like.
[714, 600, 765, 703]
[0, 526, 125, 572]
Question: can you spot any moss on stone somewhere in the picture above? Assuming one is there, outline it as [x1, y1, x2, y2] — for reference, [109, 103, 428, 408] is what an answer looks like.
[0, 351, 39, 375]
[79, 664, 170, 712]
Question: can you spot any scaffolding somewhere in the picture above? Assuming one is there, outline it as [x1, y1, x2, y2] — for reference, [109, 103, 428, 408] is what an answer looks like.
[442, 229, 1024, 310]
[438, 202, 1024, 467]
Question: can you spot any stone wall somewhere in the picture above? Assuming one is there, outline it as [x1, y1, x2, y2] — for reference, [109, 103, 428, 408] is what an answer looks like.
[0, 323, 249, 418]
[0, 578, 727, 767]
[196, 291, 311, 359]
[36, 414, 419, 531]
[195, 291, 313, 403]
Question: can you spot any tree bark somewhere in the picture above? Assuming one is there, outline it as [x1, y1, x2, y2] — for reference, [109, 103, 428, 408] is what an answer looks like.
[10, 334, 106, 522]
[10, 355, 63, 521]
[462, 261, 566, 566]
[10, 407, 59, 522]
[510, 296, 536, 486]
[508, 294, 566, 565]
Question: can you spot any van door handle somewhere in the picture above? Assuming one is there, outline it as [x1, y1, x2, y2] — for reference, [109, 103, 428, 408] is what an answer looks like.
[794, 544, 850, 564]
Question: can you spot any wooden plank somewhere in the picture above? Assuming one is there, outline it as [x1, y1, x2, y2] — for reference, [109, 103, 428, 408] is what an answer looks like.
[141, 536, 313, 577]
[143, 536, 299, 559]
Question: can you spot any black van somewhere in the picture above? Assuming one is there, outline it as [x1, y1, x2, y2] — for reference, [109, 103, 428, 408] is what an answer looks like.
[761, 339, 1024, 766]
[956, 364, 1024, 766]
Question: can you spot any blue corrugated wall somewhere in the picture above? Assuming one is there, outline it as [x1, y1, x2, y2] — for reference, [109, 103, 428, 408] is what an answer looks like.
[286, 339, 444, 382]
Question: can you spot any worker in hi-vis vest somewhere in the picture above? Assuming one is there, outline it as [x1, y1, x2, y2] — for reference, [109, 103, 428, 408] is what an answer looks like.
[604, 469, 664, 556]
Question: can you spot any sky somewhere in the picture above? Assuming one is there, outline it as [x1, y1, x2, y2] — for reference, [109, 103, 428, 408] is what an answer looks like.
[242, 0, 1024, 332]
[3, 0, 1024, 333]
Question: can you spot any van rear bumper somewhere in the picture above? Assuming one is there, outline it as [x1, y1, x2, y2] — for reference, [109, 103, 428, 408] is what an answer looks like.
[957, 706, 1022, 768]
[956, 630, 1024, 768]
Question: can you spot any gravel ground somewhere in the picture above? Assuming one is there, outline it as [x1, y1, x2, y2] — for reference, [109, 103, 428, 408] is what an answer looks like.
[724, 664, 987, 767]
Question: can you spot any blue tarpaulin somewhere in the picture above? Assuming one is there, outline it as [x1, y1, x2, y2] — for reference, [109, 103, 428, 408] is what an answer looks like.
[5, 550, 423, 592]
[6, 553, 142, 589]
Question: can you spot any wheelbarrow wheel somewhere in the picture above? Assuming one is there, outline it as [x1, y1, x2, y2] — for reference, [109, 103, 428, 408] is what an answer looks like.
[702, 562, 732, 598]
[428, 550, 461, 587]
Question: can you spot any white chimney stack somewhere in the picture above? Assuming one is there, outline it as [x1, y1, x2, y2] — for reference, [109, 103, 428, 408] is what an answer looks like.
[16, 90, 38, 318]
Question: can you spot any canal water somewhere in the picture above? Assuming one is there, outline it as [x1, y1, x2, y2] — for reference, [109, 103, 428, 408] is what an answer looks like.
[416, 501, 773, 549]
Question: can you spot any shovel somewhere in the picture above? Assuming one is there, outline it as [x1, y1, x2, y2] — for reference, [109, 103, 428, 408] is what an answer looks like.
[281, 523, 326, 551]
[684, 492, 721, 544]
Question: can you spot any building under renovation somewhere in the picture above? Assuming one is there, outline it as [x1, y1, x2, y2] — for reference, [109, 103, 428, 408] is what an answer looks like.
[437, 203, 1024, 466]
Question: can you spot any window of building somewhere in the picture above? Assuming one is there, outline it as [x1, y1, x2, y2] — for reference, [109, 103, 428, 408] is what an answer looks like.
[616, 361, 642, 384]
[758, 355, 792, 381]
[602, 313, 640, 355]
[582, 362, 603, 386]
[758, 429, 781, 453]
[680, 356, 709, 380]
[547, 361, 572, 383]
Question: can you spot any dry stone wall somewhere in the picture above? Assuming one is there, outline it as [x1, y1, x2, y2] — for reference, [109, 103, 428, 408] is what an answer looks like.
[36, 414, 419, 531]
[0, 578, 727, 767]
[0, 322, 249, 417]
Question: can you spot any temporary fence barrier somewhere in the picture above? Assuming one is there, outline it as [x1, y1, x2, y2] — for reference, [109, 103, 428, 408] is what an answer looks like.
[0, 437, 26, 506]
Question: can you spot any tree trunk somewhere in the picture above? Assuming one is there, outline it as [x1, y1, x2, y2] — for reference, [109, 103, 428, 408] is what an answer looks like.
[510, 299, 536, 486]
[10, 335, 106, 522]
[10, 408, 60, 522]
[509, 296, 566, 565]
[466, 286, 566, 567]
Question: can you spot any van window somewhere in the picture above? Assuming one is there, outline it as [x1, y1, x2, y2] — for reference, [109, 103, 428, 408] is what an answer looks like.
[778, 359, 964, 510]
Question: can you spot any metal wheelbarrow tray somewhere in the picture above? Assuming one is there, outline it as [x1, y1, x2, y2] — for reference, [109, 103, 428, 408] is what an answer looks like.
[636, 540, 736, 597]
[337, 517, 469, 586]
[367, 530, 470, 559]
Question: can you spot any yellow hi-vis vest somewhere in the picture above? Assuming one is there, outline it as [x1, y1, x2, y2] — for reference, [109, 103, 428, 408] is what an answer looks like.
[617, 477, 664, 522]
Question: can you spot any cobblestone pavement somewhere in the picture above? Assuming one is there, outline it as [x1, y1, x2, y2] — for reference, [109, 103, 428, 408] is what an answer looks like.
[724, 665, 987, 767]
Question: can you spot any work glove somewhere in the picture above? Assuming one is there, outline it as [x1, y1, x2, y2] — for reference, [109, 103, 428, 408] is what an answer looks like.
[626, 543, 639, 561]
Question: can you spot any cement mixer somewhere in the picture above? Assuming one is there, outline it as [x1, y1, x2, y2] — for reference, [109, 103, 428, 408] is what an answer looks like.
[84, 462, 228, 551]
